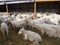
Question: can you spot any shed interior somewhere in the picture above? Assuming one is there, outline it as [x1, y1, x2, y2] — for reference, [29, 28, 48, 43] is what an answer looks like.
[0, 2, 60, 14]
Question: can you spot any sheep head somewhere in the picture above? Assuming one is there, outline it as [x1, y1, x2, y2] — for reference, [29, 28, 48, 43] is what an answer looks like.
[18, 27, 26, 35]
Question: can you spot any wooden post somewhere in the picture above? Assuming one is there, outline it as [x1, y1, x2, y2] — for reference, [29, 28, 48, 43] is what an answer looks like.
[33, 0, 37, 19]
[3, 2, 9, 15]
[6, 4, 9, 15]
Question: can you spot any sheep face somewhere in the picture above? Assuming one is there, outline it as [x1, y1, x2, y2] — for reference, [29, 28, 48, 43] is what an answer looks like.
[18, 28, 28, 40]
[18, 30, 22, 34]
[18, 28, 26, 35]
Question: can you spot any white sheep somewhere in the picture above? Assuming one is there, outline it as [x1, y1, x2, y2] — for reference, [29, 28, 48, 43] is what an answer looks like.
[18, 27, 42, 45]
[0, 14, 11, 25]
[16, 14, 23, 19]
[36, 24, 57, 37]
[0, 22, 9, 40]
[0, 14, 8, 23]
[27, 19, 57, 37]
[10, 18, 27, 29]
[29, 18, 60, 38]
[42, 18, 56, 25]
[49, 18, 59, 25]
[51, 25, 60, 38]
[10, 13, 17, 20]
[41, 13, 60, 25]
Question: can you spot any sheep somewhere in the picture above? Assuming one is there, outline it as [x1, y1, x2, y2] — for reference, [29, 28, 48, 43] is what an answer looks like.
[36, 24, 57, 37]
[51, 25, 60, 38]
[41, 13, 60, 25]
[0, 22, 9, 40]
[0, 14, 8, 23]
[36, 13, 60, 25]
[11, 15, 16, 20]
[42, 18, 56, 25]
[16, 13, 25, 19]
[16, 13, 33, 20]
[18, 27, 42, 45]
[49, 18, 59, 25]
[28, 18, 60, 38]
[37, 12, 43, 18]
[0, 14, 12, 25]
[10, 18, 27, 29]
[26, 19, 57, 37]
[23, 18, 43, 30]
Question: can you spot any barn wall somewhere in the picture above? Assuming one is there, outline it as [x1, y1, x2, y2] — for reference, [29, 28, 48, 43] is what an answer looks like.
[36, 2, 60, 13]
[0, 2, 60, 14]
[8, 3, 34, 12]
[0, 5, 6, 12]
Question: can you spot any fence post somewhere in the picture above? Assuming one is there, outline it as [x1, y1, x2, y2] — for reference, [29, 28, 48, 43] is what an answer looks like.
[33, 0, 37, 19]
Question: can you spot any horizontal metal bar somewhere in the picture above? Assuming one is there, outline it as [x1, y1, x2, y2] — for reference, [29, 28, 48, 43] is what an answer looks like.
[0, 0, 34, 5]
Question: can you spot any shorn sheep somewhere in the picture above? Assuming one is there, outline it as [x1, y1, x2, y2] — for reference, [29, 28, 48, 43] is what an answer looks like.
[26, 19, 58, 38]
[18, 27, 42, 45]
[0, 22, 9, 40]
[29, 20, 60, 38]
[10, 18, 27, 29]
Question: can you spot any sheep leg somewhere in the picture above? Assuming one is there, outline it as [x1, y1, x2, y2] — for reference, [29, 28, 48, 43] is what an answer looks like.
[1, 30, 6, 40]
[14, 25, 16, 30]
[6, 28, 8, 36]
[23, 34, 28, 40]
[11, 22, 15, 30]
[29, 41, 36, 45]
[30, 40, 39, 45]
[33, 40, 39, 45]
[41, 30, 45, 35]
[29, 42, 34, 45]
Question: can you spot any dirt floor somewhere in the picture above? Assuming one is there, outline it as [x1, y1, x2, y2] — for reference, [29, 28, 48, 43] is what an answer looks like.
[0, 26, 60, 45]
